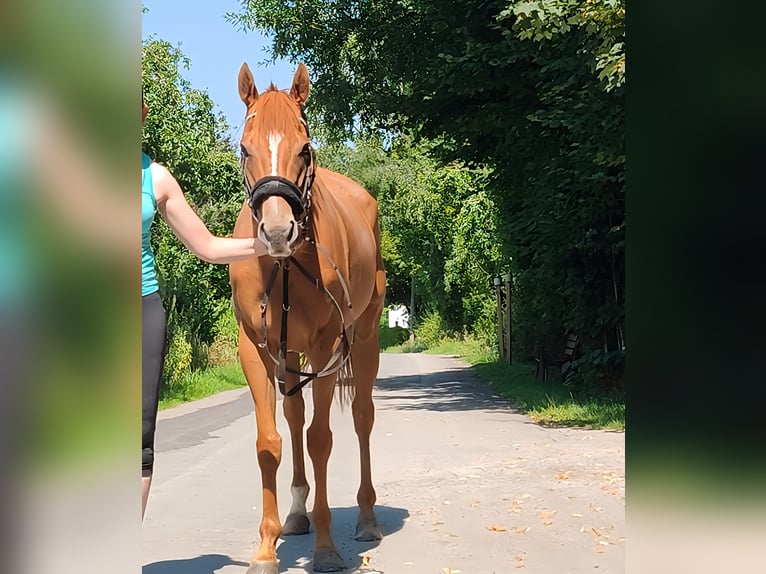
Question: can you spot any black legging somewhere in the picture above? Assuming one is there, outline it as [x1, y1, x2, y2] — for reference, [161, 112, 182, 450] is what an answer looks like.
[142, 291, 167, 477]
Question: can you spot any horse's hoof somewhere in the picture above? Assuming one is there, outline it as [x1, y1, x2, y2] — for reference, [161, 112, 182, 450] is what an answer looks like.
[282, 512, 310, 536]
[313, 548, 345, 572]
[354, 519, 383, 542]
[246, 561, 279, 574]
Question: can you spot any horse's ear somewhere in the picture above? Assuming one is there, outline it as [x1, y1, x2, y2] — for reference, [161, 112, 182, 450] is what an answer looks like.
[238, 62, 259, 107]
[290, 63, 310, 105]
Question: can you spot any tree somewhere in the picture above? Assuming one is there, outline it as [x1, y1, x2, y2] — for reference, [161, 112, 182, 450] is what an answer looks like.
[142, 38, 243, 379]
[229, 0, 625, 388]
[318, 133, 502, 342]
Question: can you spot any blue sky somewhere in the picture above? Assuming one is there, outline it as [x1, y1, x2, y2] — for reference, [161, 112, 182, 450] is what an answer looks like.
[141, 0, 296, 140]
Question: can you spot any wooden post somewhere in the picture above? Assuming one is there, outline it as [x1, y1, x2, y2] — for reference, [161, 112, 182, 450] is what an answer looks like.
[503, 273, 513, 364]
[494, 276, 503, 359]
[409, 275, 415, 342]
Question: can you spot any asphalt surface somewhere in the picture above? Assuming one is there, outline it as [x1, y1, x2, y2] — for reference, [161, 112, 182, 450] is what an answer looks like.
[142, 353, 625, 574]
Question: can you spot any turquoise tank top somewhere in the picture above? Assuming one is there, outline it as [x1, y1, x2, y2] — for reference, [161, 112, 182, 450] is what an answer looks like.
[142, 153, 159, 296]
[0, 79, 28, 307]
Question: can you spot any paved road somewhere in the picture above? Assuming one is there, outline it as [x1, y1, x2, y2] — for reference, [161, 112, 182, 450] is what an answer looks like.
[143, 353, 624, 574]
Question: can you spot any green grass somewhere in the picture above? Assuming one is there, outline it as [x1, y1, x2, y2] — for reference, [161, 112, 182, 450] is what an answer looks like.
[159, 363, 247, 410]
[384, 339, 427, 353]
[470, 360, 623, 429]
[385, 336, 624, 430]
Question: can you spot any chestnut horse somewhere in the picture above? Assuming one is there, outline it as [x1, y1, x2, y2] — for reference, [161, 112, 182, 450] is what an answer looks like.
[229, 62, 386, 574]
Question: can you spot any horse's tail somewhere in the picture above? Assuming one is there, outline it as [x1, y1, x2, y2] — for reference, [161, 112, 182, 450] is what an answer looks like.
[335, 339, 355, 409]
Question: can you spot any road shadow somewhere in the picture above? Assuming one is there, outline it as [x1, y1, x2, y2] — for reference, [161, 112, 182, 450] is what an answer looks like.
[143, 553, 249, 574]
[156, 391, 254, 453]
[275, 504, 409, 573]
[373, 358, 521, 414]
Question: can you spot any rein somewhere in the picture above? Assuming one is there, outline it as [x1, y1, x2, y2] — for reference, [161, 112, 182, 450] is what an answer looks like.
[257, 236, 355, 397]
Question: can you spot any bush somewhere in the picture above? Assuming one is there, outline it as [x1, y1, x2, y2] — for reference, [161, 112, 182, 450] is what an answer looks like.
[161, 326, 193, 393]
[566, 348, 625, 396]
[208, 300, 240, 367]
[398, 339, 428, 353]
[414, 309, 450, 348]
[470, 295, 499, 351]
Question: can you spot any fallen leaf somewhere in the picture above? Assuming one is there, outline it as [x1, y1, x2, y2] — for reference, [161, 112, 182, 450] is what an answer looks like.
[512, 526, 531, 534]
[556, 472, 570, 480]
[486, 525, 507, 532]
[598, 540, 609, 546]
[617, 537, 626, 543]
[543, 521, 553, 526]
[571, 513, 584, 517]
[591, 527, 602, 537]
[538, 511, 556, 520]
[361, 556, 371, 567]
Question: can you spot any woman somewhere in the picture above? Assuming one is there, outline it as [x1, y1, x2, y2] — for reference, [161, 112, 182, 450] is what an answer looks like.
[142, 97, 266, 519]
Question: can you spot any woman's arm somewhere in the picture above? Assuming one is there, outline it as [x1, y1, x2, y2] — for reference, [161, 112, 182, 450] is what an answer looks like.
[152, 162, 267, 263]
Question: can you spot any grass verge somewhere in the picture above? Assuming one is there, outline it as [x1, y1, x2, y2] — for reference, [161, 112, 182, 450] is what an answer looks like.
[388, 337, 624, 430]
[471, 361, 624, 429]
[159, 362, 247, 411]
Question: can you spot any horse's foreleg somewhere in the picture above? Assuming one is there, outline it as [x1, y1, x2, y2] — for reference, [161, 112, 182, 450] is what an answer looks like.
[306, 348, 345, 573]
[239, 327, 282, 574]
[282, 351, 311, 536]
[350, 330, 383, 542]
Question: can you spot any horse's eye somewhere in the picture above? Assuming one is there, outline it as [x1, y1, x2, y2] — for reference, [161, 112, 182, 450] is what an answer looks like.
[240, 144, 250, 158]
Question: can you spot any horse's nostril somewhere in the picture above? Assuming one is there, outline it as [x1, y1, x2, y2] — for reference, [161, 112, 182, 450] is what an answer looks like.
[258, 221, 271, 242]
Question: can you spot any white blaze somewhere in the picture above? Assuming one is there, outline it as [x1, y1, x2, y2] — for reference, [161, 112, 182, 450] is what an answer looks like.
[268, 132, 283, 175]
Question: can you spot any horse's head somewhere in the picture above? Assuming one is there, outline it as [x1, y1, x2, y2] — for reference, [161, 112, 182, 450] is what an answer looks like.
[238, 62, 315, 258]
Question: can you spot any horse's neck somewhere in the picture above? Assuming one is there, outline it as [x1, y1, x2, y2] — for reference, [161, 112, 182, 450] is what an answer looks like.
[309, 175, 349, 240]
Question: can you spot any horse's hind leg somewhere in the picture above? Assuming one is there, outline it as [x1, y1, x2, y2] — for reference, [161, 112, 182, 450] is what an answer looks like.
[282, 351, 311, 536]
[351, 327, 383, 542]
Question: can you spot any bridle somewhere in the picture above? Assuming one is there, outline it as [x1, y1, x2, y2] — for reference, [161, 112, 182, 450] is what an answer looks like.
[239, 105, 354, 397]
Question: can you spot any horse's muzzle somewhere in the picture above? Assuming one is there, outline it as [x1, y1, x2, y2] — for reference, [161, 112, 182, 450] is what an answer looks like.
[257, 217, 299, 258]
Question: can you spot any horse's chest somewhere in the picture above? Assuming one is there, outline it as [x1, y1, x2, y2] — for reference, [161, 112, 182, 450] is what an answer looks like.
[233, 274, 337, 336]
